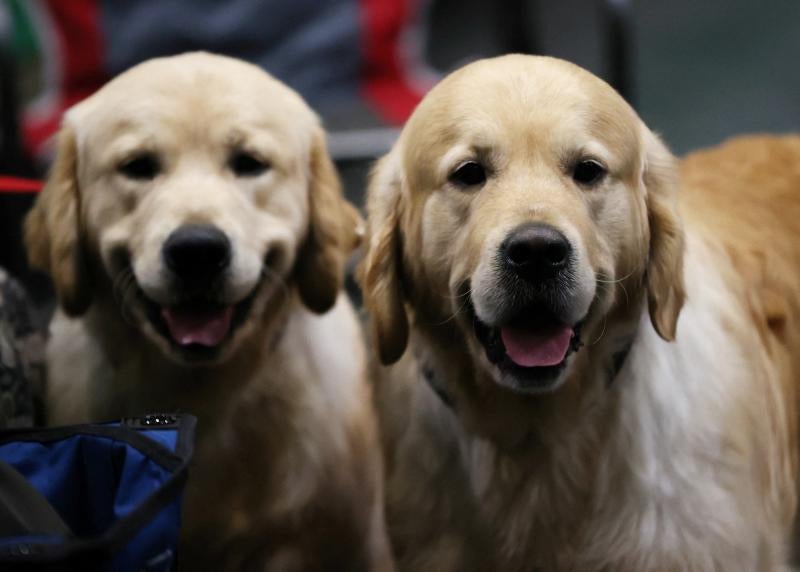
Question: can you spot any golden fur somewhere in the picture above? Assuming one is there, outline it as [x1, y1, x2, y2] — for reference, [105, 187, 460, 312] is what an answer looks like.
[26, 52, 393, 571]
[359, 54, 800, 571]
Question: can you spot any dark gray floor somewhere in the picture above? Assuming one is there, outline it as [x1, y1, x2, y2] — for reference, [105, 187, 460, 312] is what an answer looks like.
[636, 0, 800, 155]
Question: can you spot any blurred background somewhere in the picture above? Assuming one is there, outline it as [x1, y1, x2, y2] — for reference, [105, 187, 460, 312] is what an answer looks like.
[1, 0, 799, 292]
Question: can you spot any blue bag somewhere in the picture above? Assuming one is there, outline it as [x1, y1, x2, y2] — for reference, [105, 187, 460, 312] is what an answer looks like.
[0, 414, 196, 571]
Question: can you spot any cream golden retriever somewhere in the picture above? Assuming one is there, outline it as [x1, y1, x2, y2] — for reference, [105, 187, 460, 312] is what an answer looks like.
[25, 52, 393, 571]
[360, 54, 800, 571]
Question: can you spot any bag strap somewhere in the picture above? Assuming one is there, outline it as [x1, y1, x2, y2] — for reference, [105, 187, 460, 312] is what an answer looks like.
[0, 461, 71, 537]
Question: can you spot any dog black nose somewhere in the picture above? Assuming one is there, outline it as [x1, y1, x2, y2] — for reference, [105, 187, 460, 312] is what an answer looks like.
[501, 223, 571, 280]
[163, 225, 231, 280]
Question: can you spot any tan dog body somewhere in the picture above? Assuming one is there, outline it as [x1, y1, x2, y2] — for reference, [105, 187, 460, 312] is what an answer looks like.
[27, 53, 392, 571]
[361, 55, 800, 571]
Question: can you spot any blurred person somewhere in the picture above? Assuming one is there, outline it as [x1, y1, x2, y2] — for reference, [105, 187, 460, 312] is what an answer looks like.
[0, 0, 437, 167]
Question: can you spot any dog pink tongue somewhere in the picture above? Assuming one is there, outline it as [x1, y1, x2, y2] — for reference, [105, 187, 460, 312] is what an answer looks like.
[160, 306, 233, 347]
[500, 323, 573, 367]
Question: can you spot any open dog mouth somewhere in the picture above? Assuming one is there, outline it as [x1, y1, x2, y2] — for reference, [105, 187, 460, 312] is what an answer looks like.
[468, 298, 584, 390]
[141, 281, 262, 361]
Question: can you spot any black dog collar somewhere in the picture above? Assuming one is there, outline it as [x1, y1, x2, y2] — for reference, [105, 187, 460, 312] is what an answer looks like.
[421, 339, 633, 410]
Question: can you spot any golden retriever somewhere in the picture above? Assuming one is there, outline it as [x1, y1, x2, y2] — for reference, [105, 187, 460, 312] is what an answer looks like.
[25, 52, 393, 571]
[359, 54, 800, 571]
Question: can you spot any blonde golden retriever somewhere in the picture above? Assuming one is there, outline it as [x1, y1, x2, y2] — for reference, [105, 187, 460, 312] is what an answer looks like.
[360, 54, 800, 571]
[26, 52, 393, 571]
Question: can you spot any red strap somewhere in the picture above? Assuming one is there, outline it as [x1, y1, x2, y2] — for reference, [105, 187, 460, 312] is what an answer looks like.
[0, 176, 43, 193]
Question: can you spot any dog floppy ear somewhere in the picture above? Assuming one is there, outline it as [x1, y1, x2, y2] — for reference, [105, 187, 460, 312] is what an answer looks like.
[295, 129, 363, 313]
[357, 153, 409, 364]
[642, 129, 686, 341]
[24, 125, 93, 315]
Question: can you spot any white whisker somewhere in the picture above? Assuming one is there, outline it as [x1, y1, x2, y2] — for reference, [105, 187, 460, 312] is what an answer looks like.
[260, 265, 290, 302]
[591, 316, 607, 345]
[433, 286, 473, 326]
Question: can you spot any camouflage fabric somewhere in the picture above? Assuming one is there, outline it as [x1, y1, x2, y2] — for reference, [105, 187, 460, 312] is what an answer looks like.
[0, 267, 44, 428]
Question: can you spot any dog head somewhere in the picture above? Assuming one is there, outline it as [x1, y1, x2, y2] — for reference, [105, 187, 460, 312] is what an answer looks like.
[360, 55, 684, 399]
[26, 52, 360, 364]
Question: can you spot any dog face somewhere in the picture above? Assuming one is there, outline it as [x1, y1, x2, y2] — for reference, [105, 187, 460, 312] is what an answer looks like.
[361, 55, 684, 396]
[26, 52, 360, 364]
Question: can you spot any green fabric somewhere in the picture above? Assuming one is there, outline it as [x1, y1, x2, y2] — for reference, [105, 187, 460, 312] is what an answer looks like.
[4, 0, 40, 58]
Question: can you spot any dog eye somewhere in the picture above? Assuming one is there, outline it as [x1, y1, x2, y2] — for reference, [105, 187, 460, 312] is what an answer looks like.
[572, 159, 606, 186]
[449, 161, 487, 188]
[230, 152, 269, 177]
[118, 154, 160, 181]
